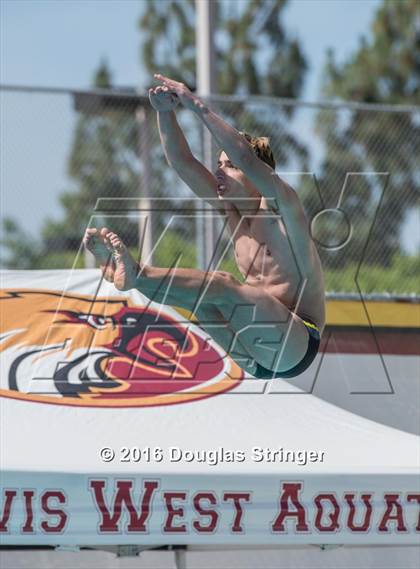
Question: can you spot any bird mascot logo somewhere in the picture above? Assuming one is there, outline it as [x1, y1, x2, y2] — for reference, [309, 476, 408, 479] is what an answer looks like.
[0, 289, 243, 407]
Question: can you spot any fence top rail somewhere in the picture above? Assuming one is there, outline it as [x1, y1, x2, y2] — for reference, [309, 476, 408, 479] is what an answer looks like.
[326, 293, 419, 302]
[1, 83, 419, 114]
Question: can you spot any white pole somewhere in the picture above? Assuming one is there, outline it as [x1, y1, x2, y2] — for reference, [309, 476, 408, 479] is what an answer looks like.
[196, 0, 216, 94]
[196, 0, 218, 270]
[174, 548, 187, 569]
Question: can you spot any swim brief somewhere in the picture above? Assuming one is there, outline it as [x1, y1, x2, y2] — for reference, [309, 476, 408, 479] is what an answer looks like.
[252, 317, 320, 379]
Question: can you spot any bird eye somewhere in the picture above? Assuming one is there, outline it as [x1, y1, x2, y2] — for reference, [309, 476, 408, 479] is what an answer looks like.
[89, 315, 108, 329]
[79, 314, 109, 329]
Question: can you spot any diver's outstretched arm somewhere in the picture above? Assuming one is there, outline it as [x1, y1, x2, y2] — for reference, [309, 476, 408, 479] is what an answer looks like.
[153, 74, 315, 277]
[153, 74, 303, 218]
[153, 74, 251, 170]
[150, 86, 224, 213]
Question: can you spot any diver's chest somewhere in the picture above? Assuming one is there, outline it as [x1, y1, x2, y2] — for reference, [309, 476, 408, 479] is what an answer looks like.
[249, 210, 289, 251]
[233, 213, 290, 267]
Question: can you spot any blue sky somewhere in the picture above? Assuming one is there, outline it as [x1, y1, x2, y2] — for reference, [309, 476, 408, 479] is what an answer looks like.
[1, 0, 382, 98]
[1, 0, 418, 254]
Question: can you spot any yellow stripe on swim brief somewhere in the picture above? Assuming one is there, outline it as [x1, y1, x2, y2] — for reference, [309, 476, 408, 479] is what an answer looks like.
[302, 319, 320, 334]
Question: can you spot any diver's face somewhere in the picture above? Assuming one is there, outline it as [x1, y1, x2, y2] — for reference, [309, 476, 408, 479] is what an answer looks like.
[215, 152, 260, 204]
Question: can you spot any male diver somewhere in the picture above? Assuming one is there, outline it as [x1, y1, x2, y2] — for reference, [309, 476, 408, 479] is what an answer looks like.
[84, 73, 325, 378]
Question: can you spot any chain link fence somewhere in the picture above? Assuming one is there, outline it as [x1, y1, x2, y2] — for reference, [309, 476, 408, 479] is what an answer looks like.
[1, 85, 419, 294]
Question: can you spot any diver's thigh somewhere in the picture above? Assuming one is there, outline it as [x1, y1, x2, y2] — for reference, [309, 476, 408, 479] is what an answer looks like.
[217, 285, 308, 371]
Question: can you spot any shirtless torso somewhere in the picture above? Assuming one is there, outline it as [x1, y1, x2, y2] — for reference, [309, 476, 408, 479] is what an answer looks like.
[85, 83, 325, 377]
[227, 196, 326, 335]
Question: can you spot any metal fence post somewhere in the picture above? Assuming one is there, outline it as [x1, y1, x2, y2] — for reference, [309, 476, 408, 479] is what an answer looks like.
[196, 0, 218, 271]
[136, 105, 154, 266]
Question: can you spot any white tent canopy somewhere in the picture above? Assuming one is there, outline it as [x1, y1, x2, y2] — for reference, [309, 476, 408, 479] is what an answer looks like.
[1, 270, 419, 547]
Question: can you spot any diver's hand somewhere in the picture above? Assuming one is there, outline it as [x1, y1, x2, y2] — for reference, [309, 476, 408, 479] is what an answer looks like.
[148, 86, 179, 112]
[154, 73, 206, 114]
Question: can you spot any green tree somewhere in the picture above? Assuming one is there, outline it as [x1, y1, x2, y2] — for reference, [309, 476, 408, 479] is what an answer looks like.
[308, 0, 419, 271]
[140, 0, 306, 97]
[139, 0, 309, 166]
[0, 218, 42, 269]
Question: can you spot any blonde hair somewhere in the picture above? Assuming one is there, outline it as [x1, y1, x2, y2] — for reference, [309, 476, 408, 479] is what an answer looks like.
[239, 132, 276, 169]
